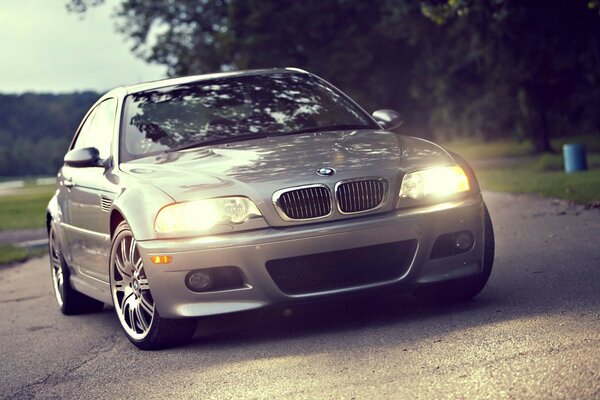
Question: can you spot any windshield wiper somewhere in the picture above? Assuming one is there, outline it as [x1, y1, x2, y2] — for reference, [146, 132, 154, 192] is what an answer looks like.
[165, 132, 269, 153]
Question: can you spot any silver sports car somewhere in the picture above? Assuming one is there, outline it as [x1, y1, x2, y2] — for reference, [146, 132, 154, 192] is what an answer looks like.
[47, 68, 494, 350]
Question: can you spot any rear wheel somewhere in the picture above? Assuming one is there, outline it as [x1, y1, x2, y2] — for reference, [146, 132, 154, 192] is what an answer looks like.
[49, 224, 104, 315]
[414, 203, 495, 303]
[110, 221, 196, 350]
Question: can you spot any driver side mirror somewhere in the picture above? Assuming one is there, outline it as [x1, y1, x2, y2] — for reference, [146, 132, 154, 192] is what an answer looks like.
[64, 147, 103, 168]
[372, 109, 403, 130]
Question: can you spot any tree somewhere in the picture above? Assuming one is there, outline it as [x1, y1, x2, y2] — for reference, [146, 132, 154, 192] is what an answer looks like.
[68, 1, 427, 132]
[0, 92, 98, 176]
[418, 0, 600, 152]
[67, 0, 600, 152]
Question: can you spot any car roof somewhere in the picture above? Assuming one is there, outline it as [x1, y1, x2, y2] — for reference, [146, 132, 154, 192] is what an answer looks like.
[123, 67, 310, 94]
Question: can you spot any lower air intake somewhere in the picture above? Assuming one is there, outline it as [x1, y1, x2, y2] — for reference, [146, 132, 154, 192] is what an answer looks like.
[265, 240, 418, 295]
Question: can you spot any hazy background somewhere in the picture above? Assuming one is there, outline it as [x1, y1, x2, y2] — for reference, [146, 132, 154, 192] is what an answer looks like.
[0, 0, 166, 176]
[0, 0, 165, 93]
[0, 0, 599, 178]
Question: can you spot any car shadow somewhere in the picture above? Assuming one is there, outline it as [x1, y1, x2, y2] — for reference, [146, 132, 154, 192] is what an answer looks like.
[78, 223, 600, 362]
[190, 294, 498, 347]
[70, 250, 599, 379]
[175, 252, 599, 360]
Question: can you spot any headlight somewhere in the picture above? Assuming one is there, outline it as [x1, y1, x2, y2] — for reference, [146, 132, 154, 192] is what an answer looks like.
[399, 166, 470, 200]
[154, 197, 262, 234]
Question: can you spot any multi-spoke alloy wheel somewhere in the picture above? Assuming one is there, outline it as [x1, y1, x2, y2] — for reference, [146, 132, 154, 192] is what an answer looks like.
[111, 232, 154, 340]
[110, 221, 196, 350]
[48, 224, 104, 315]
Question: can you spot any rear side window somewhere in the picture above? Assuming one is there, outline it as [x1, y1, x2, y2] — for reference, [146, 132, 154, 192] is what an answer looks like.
[73, 98, 117, 160]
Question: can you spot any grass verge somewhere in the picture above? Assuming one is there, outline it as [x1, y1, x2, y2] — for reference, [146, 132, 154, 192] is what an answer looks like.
[442, 135, 600, 161]
[476, 164, 600, 203]
[0, 185, 55, 231]
[533, 153, 600, 172]
[0, 244, 28, 264]
[440, 135, 600, 203]
[0, 244, 46, 265]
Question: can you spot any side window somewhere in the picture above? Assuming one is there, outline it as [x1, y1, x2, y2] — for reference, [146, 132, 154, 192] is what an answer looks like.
[72, 98, 117, 160]
[72, 107, 96, 151]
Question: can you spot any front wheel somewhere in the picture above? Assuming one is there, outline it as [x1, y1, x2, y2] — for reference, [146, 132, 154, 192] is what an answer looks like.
[413, 203, 495, 303]
[110, 221, 196, 350]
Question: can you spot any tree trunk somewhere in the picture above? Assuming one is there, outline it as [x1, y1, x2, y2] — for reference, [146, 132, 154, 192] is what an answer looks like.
[521, 85, 554, 153]
[534, 103, 553, 153]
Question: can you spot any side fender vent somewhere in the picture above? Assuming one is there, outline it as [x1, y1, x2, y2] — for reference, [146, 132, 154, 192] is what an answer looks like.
[100, 196, 113, 213]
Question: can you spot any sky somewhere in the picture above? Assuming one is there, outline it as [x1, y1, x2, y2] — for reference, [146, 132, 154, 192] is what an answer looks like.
[0, 0, 167, 93]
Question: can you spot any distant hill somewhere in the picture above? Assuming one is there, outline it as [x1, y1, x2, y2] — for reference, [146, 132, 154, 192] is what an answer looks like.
[0, 92, 99, 176]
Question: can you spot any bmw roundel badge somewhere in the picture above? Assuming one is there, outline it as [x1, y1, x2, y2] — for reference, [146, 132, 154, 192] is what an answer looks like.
[316, 167, 336, 177]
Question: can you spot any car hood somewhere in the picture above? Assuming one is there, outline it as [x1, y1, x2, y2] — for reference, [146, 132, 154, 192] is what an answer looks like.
[121, 129, 453, 201]
[121, 130, 456, 227]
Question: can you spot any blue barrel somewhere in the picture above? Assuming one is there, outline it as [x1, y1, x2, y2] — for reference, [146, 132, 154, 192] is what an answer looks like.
[563, 143, 587, 173]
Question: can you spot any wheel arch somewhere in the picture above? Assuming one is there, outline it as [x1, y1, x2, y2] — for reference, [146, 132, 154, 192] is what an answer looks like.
[46, 212, 52, 233]
[110, 184, 174, 241]
[110, 210, 125, 238]
[46, 194, 60, 233]
[448, 151, 481, 194]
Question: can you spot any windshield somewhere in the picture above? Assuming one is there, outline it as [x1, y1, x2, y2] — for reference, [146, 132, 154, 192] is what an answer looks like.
[120, 72, 377, 161]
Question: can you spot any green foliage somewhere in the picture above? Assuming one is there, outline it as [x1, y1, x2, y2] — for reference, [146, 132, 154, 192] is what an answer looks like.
[0, 92, 98, 176]
[420, 0, 470, 24]
[418, 0, 600, 152]
[65, 0, 600, 151]
[0, 185, 55, 231]
[551, 135, 600, 153]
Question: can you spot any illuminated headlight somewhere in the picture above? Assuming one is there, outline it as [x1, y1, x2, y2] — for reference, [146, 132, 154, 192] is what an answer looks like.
[399, 166, 470, 200]
[154, 197, 262, 234]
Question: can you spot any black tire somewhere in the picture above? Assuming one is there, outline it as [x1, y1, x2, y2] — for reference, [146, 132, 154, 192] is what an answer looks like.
[414, 203, 495, 303]
[49, 224, 105, 315]
[110, 221, 197, 350]
[128, 311, 198, 351]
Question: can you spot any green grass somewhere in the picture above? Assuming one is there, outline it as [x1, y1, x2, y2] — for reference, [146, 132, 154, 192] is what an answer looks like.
[439, 135, 600, 203]
[0, 185, 55, 231]
[476, 163, 600, 203]
[0, 244, 47, 265]
[0, 181, 53, 264]
[533, 153, 600, 172]
[442, 135, 600, 161]
[0, 244, 30, 265]
[442, 138, 534, 160]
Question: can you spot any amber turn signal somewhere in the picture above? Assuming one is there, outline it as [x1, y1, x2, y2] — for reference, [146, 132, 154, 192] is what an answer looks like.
[150, 255, 172, 264]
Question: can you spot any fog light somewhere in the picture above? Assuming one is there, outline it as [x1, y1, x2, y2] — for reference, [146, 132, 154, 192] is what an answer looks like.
[430, 230, 475, 259]
[186, 271, 213, 292]
[455, 232, 474, 251]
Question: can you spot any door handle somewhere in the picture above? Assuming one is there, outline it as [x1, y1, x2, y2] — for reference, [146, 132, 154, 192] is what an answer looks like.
[64, 178, 74, 189]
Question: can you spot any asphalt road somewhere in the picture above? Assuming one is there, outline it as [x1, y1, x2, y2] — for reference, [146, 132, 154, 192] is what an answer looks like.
[1, 192, 599, 399]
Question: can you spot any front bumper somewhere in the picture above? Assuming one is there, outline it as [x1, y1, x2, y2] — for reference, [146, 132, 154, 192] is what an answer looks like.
[137, 194, 485, 318]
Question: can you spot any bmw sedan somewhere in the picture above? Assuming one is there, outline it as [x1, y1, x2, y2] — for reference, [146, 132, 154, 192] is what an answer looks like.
[47, 68, 494, 350]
